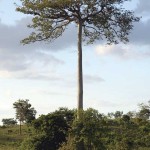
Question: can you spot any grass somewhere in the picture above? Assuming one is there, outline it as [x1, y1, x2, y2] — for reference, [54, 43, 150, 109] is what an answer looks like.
[0, 125, 35, 150]
[1, 124, 150, 150]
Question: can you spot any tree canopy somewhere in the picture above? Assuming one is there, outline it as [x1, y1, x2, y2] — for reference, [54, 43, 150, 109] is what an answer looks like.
[16, 0, 139, 45]
[13, 99, 37, 124]
[20, 107, 75, 150]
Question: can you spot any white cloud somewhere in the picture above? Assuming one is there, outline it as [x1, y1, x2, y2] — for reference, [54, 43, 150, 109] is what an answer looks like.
[0, 16, 77, 52]
[95, 44, 150, 59]
[0, 1, 149, 69]
[0, 17, 77, 73]
[96, 45, 129, 57]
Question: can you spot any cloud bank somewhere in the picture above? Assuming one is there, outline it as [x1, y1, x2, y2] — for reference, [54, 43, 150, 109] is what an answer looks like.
[0, 0, 150, 79]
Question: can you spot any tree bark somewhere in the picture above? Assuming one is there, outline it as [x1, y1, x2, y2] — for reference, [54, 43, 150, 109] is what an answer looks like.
[77, 21, 83, 118]
[19, 120, 22, 135]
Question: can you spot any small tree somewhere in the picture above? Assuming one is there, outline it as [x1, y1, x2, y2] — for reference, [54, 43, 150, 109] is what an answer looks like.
[2, 118, 17, 126]
[13, 99, 37, 134]
[138, 101, 150, 120]
[113, 111, 123, 119]
[21, 108, 74, 150]
[60, 108, 106, 150]
[16, 0, 139, 119]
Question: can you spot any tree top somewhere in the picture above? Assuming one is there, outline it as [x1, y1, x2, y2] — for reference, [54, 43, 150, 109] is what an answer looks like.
[16, 0, 140, 44]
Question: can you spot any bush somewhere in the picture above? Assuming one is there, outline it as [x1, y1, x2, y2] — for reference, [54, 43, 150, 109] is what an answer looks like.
[20, 134, 54, 150]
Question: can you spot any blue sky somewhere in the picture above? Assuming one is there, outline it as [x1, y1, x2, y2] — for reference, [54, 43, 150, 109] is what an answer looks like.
[0, 0, 150, 124]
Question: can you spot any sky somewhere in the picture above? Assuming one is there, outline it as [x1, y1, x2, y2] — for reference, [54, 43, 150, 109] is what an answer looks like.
[0, 0, 150, 124]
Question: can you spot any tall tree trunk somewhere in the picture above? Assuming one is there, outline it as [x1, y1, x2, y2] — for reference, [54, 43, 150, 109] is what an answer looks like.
[77, 21, 83, 118]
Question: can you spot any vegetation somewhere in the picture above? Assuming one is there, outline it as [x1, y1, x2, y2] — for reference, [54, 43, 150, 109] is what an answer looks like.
[20, 108, 75, 150]
[0, 1, 145, 150]
[16, 0, 139, 117]
[1, 101, 150, 150]
[2, 118, 17, 126]
[60, 106, 150, 150]
[13, 99, 37, 134]
[0, 125, 34, 150]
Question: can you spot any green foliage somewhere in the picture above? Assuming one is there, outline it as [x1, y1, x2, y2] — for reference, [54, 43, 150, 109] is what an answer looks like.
[20, 108, 75, 150]
[60, 108, 107, 150]
[13, 99, 37, 124]
[11, 106, 149, 150]
[33, 107, 74, 133]
[2, 118, 17, 126]
[60, 106, 150, 150]
[0, 125, 34, 150]
[19, 134, 53, 150]
[138, 101, 150, 120]
[16, 0, 139, 45]
[1, 102, 150, 150]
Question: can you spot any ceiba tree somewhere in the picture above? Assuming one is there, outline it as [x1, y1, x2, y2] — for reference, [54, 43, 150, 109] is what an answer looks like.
[16, 0, 139, 118]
